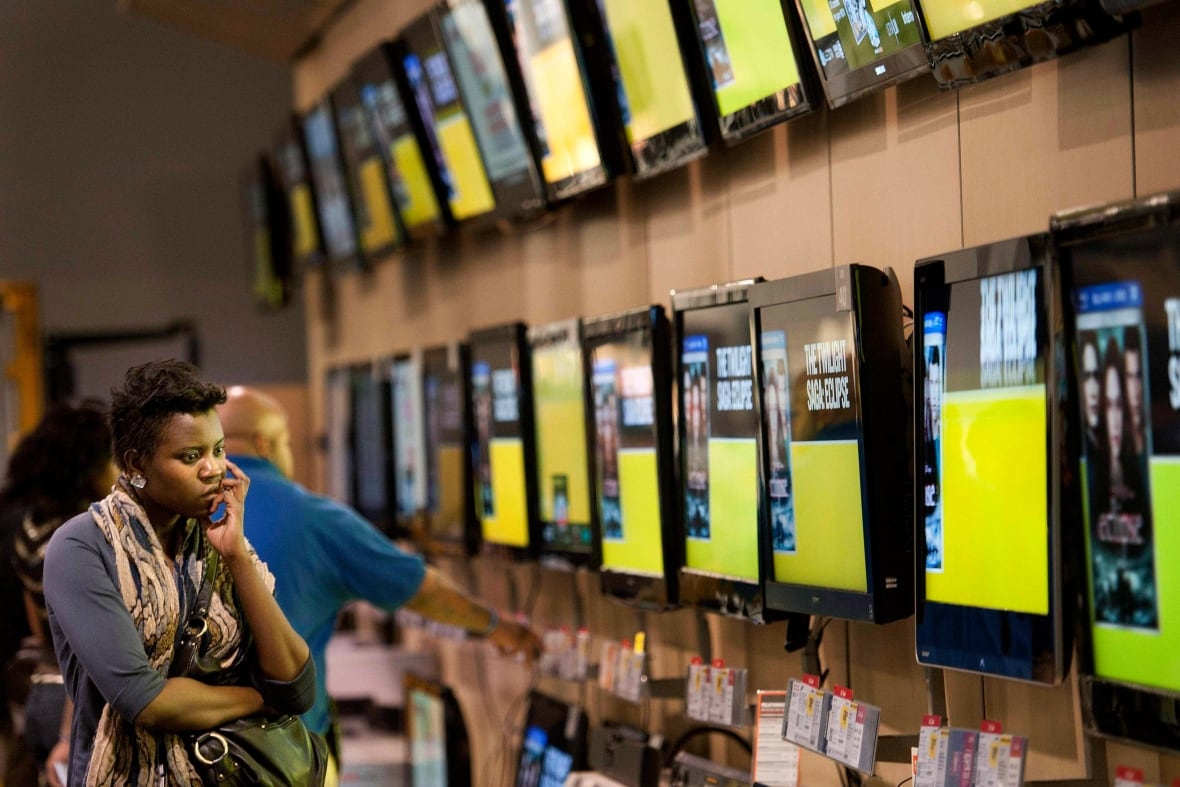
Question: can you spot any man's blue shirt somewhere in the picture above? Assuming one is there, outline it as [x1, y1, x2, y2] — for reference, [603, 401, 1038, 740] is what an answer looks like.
[231, 455, 426, 736]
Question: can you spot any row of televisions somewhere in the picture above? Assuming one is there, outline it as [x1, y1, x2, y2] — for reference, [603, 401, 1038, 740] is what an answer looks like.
[240, 0, 1149, 309]
[327, 189, 1180, 756]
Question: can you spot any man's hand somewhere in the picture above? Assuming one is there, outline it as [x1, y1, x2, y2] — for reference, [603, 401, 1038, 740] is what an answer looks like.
[488, 616, 542, 664]
[45, 739, 69, 787]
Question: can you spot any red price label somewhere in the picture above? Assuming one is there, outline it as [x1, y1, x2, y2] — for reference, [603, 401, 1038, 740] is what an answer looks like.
[834, 685, 854, 700]
[980, 720, 1003, 734]
[1116, 766, 1145, 784]
[803, 674, 821, 688]
[922, 714, 942, 727]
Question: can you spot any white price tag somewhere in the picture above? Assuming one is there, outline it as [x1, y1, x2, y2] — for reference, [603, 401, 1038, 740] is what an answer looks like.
[974, 722, 1006, 787]
[825, 687, 854, 762]
[783, 676, 825, 751]
[915, 715, 943, 787]
[752, 692, 800, 787]
[686, 660, 709, 721]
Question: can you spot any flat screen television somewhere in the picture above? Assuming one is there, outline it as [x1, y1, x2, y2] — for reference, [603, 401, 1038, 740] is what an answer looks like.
[238, 153, 293, 311]
[422, 343, 478, 557]
[674, 280, 788, 623]
[1053, 191, 1180, 752]
[683, 0, 817, 144]
[392, 351, 429, 528]
[914, 236, 1075, 683]
[593, 0, 712, 179]
[437, 0, 548, 220]
[529, 318, 597, 569]
[494, 0, 624, 201]
[302, 100, 363, 268]
[325, 366, 353, 505]
[583, 305, 680, 609]
[406, 674, 472, 787]
[349, 362, 397, 536]
[917, 0, 1129, 89]
[791, 0, 928, 108]
[353, 43, 452, 240]
[330, 77, 405, 259]
[398, 13, 499, 224]
[750, 266, 912, 624]
[469, 322, 540, 560]
[273, 117, 325, 271]
[514, 691, 589, 787]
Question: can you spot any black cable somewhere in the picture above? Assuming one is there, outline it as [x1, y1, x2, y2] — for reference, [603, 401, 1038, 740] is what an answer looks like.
[662, 725, 752, 768]
[897, 777, 914, 787]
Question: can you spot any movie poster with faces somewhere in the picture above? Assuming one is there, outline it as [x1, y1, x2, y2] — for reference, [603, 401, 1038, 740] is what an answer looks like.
[922, 312, 946, 573]
[682, 301, 760, 582]
[1075, 282, 1158, 631]
[470, 340, 529, 547]
[760, 329, 797, 554]
[392, 355, 427, 518]
[591, 331, 664, 578]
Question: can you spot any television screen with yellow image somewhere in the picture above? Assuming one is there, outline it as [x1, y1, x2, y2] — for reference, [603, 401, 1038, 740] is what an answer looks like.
[272, 118, 324, 270]
[422, 343, 476, 556]
[353, 44, 450, 239]
[584, 305, 680, 610]
[750, 265, 912, 624]
[529, 319, 596, 568]
[915, 235, 1074, 685]
[469, 322, 540, 560]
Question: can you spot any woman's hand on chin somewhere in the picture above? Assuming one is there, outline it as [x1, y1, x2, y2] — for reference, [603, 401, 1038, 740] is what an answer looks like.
[202, 459, 251, 564]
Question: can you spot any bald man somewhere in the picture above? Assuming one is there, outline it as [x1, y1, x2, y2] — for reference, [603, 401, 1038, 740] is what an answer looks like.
[218, 387, 540, 761]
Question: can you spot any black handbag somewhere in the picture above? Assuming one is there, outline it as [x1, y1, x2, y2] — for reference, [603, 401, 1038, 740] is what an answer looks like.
[169, 546, 327, 786]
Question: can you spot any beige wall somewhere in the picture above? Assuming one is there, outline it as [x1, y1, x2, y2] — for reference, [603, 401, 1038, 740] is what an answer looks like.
[294, 3, 1180, 784]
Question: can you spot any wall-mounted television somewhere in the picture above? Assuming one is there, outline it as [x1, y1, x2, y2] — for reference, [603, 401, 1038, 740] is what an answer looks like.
[1053, 191, 1180, 753]
[584, 305, 680, 610]
[273, 117, 325, 271]
[406, 674, 472, 787]
[324, 366, 353, 505]
[514, 691, 589, 787]
[238, 153, 293, 311]
[683, 0, 817, 144]
[791, 0, 928, 108]
[674, 280, 789, 623]
[918, 0, 1129, 89]
[494, 0, 624, 201]
[330, 78, 405, 260]
[398, 14, 499, 224]
[349, 362, 397, 536]
[469, 322, 540, 560]
[593, 0, 712, 179]
[392, 350, 428, 528]
[914, 236, 1076, 684]
[302, 100, 363, 268]
[528, 318, 597, 570]
[437, 0, 548, 220]
[422, 343, 478, 557]
[750, 265, 912, 624]
[353, 43, 452, 240]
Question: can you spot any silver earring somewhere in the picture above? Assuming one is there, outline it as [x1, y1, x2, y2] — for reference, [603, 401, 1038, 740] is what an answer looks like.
[130, 473, 147, 490]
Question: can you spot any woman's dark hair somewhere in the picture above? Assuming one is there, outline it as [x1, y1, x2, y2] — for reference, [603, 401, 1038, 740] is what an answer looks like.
[0, 400, 112, 519]
[1101, 337, 1130, 452]
[110, 359, 226, 470]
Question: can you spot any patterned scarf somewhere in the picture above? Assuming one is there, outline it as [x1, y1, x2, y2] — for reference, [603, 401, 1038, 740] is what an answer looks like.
[84, 479, 264, 786]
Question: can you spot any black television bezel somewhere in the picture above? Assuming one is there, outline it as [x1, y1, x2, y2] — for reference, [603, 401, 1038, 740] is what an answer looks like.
[672, 279, 792, 624]
[405, 674, 473, 787]
[919, 0, 1131, 90]
[1052, 190, 1180, 753]
[421, 342, 480, 558]
[583, 305, 681, 611]
[347, 361, 398, 537]
[592, 0, 715, 181]
[238, 152, 294, 311]
[468, 321, 542, 562]
[435, 0, 550, 221]
[329, 76, 406, 261]
[913, 235, 1075, 684]
[324, 365, 355, 507]
[485, 0, 627, 202]
[791, 0, 930, 109]
[396, 13, 500, 228]
[300, 98, 366, 270]
[272, 116, 326, 272]
[514, 690, 589, 787]
[682, 0, 818, 144]
[527, 317, 600, 571]
[352, 42, 456, 240]
[750, 265, 913, 624]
